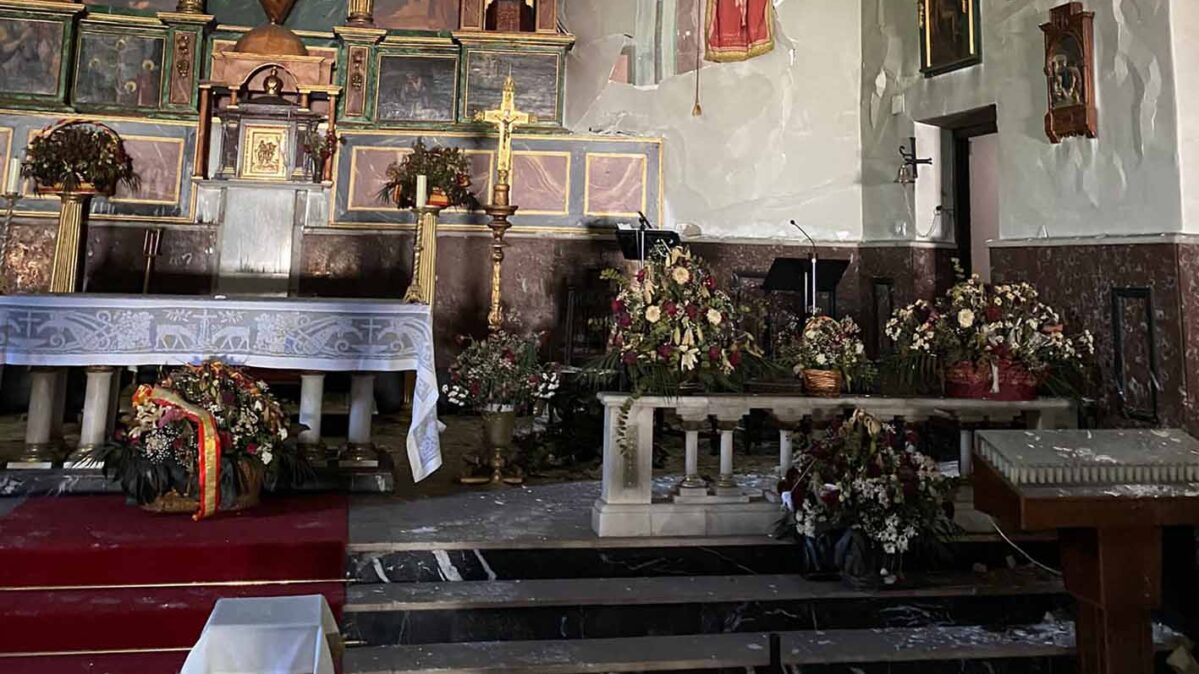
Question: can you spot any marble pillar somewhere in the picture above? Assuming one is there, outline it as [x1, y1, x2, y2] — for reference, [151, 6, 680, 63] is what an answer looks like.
[342, 373, 378, 465]
[715, 420, 738, 496]
[298, 372, 327, 463]
[77, 366, 116, 455]
[19, 368, 64, 465]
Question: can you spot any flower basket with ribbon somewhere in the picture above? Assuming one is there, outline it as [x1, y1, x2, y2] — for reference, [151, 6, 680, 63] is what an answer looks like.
[21, 119, 140, 197]
[97, 360, 308, 520]
[885, 262, 1094, 399]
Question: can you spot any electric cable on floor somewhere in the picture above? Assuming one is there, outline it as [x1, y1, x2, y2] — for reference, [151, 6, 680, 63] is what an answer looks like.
[990, 517, 1062, 577]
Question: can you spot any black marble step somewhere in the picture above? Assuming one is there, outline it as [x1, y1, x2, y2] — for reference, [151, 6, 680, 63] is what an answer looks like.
[343, 572, 1066, 646]
[344, 621, 1155, 674]
[347, 538, 1060, 584]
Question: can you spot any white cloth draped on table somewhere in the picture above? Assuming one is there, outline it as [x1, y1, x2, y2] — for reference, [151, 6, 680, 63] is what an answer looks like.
[180, 594, 340, 674]
[0, 294, 442, 481]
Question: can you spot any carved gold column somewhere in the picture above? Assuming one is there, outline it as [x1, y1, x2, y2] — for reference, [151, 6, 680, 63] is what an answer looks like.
[49, 191, 93, 293]
[176, 0, 205, 13]
[347, 0, 374, 26]
[403, 206, 443, 306]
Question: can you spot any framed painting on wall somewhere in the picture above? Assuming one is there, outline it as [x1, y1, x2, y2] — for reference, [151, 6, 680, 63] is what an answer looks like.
[74, 30, 165, 109]
[376, 53, 458, 123]
[0, 18, 65, 97]
[918, 0, 981, 77]
[463, 50, 560, 124]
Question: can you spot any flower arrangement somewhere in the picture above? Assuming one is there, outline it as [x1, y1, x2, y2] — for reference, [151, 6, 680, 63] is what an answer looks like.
[442, 331, 560, 412]
[777, 411, 956, 583]
[21, 119, 140, 195]
[600, 244, 761, 394]
[298, 126, 340, 178]
[778, 315, 870, 395]
[884, 266, 1094, 399]
[99, 360, 307, 515]
[378, 137, 477, 209]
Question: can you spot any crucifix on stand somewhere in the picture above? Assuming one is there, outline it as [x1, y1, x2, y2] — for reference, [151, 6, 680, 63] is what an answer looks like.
[475, 73, 535, 333]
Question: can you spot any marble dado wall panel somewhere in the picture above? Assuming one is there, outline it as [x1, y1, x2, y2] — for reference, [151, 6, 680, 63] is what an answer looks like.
[990, 243, 1199, 435]
[334, 131, 662, 231]
[0, 112, 196, 221]
[300, 232, 865, 367]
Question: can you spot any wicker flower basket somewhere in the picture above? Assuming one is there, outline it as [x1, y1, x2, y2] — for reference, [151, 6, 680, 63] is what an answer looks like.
[945, 360, 1040, 402]
[141, 459, 264, 515]
[802, 369, 843, 397]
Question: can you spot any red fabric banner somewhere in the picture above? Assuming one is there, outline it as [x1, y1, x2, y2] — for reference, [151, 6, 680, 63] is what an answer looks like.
[705, 0, 775, 63]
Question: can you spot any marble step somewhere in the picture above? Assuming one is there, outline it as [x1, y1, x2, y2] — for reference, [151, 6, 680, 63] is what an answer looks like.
[344, 620, 1148, 674]
[347, 539, 1060, 584]
[343, 572, 1065, 646]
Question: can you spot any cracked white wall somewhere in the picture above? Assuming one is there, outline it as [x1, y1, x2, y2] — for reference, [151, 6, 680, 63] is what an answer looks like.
[563, 0, 863, 243]
[1171, 0, 1199, 233]
[862, 0, 1185, 242]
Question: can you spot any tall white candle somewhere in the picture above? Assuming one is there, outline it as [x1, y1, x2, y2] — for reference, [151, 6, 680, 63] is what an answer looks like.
[4, 158, 20, 195]
[415, 174, 428, 209]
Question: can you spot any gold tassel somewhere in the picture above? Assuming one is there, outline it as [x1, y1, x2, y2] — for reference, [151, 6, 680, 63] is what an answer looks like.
[692, 0, 703, 116]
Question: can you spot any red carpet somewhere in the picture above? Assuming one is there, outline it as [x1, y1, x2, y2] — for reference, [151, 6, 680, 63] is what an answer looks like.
[0, 494, 348, 587]
[0, 494, 349, 673]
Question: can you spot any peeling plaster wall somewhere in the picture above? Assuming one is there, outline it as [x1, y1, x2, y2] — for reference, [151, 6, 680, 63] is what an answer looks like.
[563, 0, 863, 243]
[1171, 0, 1199, 232]
[862, 0, 1184, 241]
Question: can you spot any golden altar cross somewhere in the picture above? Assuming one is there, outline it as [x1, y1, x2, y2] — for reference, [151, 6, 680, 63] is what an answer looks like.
[475, 74, 537, 208]
[474, 74, 537, 334]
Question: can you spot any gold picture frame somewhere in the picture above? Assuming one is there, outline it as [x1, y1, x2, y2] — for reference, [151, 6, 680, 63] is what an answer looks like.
[918, 0, 982, 77]
[241, 125, 289, 181]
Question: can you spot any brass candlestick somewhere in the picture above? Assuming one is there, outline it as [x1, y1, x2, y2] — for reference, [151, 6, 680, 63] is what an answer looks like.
[403, 206, 442, 305]
[142, 228, 162, 294]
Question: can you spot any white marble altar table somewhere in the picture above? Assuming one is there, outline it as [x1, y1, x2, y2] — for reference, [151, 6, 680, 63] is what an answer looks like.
[0, 295, 441, 481]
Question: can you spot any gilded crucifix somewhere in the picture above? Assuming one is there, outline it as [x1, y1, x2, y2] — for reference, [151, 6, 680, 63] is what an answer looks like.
[475, 74, 536, 332]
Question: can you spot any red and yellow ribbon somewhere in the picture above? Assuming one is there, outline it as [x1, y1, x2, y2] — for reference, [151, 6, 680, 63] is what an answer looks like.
[134, 385, 222, 521]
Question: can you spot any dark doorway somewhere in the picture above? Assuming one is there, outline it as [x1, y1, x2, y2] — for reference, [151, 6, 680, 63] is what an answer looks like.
[923, 105, 998, 280]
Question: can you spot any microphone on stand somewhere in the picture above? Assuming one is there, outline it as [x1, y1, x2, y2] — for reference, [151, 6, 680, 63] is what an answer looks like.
[790, 220, 819, 316]
[637, 210, 652, 230]
[636, 212, 650, 266]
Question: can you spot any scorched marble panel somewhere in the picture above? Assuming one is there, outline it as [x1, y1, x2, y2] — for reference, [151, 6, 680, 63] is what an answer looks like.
[585, 153, 646, 217]
[512, 151, 569, 215]
[112, 136, 184, 205]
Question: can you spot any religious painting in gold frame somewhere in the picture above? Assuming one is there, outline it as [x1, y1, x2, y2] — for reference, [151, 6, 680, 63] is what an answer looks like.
[241, 125, 289, 181]
[918, 0, 981, 77]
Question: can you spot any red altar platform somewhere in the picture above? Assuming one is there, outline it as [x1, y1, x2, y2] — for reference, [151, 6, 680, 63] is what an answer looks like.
[0, 494, 348, 674]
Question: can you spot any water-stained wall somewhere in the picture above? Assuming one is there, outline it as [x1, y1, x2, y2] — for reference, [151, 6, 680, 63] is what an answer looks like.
[563, 0, 864, 243]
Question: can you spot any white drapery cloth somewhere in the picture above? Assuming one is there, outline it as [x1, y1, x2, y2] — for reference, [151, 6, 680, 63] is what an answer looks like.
[0, 294, 442, 481]
[180, 594, 340, 674]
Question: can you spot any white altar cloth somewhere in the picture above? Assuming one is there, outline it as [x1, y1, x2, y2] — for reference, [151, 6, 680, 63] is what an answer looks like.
[0, 294, 441, 481]
[180, 594, 339, 674]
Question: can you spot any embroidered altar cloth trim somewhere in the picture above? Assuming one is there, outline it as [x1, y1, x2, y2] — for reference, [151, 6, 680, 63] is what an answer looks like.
[0, 295, 442, 482]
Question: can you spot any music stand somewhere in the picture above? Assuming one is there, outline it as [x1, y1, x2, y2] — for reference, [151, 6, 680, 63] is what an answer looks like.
[764, 257, 850, 316]
[615, 228, 681, 264]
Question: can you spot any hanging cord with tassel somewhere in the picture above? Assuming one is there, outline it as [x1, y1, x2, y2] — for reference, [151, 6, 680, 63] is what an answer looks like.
[692, 0, 703, 115]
